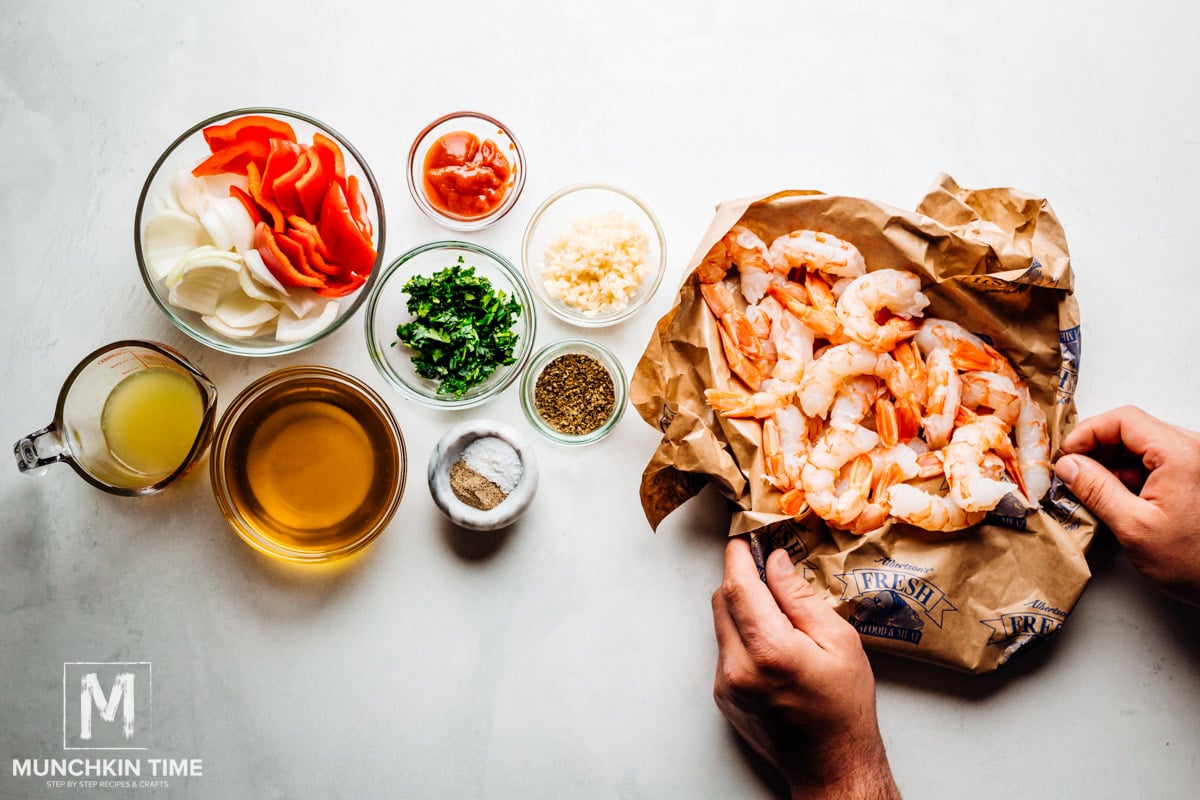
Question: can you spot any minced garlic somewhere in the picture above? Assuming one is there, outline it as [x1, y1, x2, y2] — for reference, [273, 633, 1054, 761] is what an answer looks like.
[541, 209, 650, 315]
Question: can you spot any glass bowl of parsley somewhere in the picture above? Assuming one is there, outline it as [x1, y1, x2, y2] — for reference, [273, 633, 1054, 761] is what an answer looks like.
[365, 241, 537, 409]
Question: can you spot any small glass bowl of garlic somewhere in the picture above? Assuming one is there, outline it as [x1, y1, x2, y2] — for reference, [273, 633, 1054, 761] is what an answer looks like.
[135, 107, 385, 356]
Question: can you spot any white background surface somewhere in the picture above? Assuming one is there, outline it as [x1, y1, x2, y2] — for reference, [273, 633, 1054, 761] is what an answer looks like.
[3, 2, 1199, 798]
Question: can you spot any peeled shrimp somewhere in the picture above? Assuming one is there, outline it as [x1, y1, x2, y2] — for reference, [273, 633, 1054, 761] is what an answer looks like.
[801, 423, 880, 528]
[798, 342, 896, 418]
[1015, 386, 1052, 502]
[766, 281, 843, 342]
[704, 387, 790, 419]
[922, 348, 962, 449]
[887, 483, 985, 532]
[960, 370, 1022, 426]
[762, 405, 809, 493]
[835, 269, 930, 351]
[847, 443, 922, 534]
[698, 225, 778, 304]
[944, 414, 1021, 512]
[767, 229, 867, 279]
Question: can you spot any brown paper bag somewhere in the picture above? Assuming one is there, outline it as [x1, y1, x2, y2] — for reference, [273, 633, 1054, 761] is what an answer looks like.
[632, 174, 1097, 673]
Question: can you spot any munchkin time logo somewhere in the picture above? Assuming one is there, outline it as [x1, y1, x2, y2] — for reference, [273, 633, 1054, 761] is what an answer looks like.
[10, 662, 203, 791]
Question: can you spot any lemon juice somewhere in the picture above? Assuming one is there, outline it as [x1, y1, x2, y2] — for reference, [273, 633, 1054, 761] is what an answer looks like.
[101, 368, 205, 479]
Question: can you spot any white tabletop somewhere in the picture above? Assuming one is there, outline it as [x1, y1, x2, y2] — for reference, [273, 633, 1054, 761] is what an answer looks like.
[3, 2, 1199, 798]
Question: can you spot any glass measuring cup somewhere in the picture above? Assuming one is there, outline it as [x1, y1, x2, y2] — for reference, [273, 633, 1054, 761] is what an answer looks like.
[13, 340, 218, 495]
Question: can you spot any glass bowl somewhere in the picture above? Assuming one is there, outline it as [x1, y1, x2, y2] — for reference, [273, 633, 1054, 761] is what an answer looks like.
[521, 183, 666, 327]
[519, 338, 628, 446]
[209, 366, 406, 564]
[406, 111, 525, 231]
[365, 241, 537, 409]
[135, 107, 385, 357]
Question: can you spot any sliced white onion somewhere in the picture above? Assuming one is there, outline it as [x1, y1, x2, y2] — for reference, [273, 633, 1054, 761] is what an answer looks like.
[168, 267, 235, 315]
[213, 292, 280, 329]
[243, 248, 288, 294]
[142, 209, 210, 280]
[201, 314, 266, 339]
[275, 299, 339, 343]
[275, 286, 323, 319]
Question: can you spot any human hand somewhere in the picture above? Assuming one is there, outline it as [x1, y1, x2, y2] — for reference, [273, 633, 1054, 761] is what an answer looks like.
[711, 539, 900, 800]
[1054, 405, 1200, 606]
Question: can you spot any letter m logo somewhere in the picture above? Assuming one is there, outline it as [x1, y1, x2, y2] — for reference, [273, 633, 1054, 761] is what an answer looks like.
[63, 662, 152, 750]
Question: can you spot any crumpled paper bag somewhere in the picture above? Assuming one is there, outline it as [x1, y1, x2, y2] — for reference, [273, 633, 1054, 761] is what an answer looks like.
[632, 174, 1097, 672]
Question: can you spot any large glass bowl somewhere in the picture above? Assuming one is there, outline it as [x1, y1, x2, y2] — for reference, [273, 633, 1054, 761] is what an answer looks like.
[135, 107, 385, 356]
[406, 111, 526, 232]
[365, 241, 537, 409]
[209, 366, 406, 564]
[521, 183, 666, 327]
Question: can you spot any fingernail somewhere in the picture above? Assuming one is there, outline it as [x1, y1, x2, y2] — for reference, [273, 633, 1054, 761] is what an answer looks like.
[768, 548, 795, 572]
[1055, 455, 1079, 483]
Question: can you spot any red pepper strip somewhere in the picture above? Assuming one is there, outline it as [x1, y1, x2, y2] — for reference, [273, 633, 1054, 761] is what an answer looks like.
[191, 139, 269, 177]
[293, 147, 329, 221]
[254, 222, 324, 289]
[311, 132, 347, 194]
[285, 228, 339, 277]
[273, 228, 322, 279]
[286, 215, 333, 261]
[228, 185, 264, 225]
[346, 174, 373, 239]
[261, 139, 302, 203]
[272, 150, 310, 220]
[246, 162, 286, 232]
[317, 182, 377, 277]
[203, 115, 297, 151]
[316, 272, 367, 298]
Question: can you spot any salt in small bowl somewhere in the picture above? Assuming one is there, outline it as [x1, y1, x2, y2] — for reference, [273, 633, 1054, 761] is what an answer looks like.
[428, 419, 538, 531]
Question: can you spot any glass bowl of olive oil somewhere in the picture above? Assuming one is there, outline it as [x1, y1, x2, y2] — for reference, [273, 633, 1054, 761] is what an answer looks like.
[209, 366, 406, 563]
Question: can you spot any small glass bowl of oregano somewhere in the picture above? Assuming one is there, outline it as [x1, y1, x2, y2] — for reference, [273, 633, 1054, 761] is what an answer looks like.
[519, 338, 627, 445]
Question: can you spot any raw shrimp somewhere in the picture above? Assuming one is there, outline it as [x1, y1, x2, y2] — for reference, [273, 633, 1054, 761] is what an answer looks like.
[835, 269, 930, 351]
[922, 348, 962, 449]
[767, 229, 867, 279]
[797, 342, 896, 418]
[944, 414, 1022, 512]
[887, 483, 985, 533]
[698, 225, 778, 303]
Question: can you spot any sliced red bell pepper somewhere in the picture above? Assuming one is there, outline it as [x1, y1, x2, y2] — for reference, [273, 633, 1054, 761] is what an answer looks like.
[246, 162, 286, 232]
[286, 215, 333, 260]
[293, 147, 329, 221]
[317, 182, 377, 278]
[273, 227, 321, 279]
[316, 271, 367, 298]
[191, 139, 269, 177]
[203, 115, 297, 151]
[261, 139, 302, 202]
[311, 132, 347, 194]
[272, 150, 310, 220]
[285, 227, 338, 277]
[229, 185, 264, 225]
[254, 222, 324, 289]
[346, 174, 373, 239]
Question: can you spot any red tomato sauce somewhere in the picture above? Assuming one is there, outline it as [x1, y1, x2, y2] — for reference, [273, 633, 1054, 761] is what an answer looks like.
[422, 131, 513, 218]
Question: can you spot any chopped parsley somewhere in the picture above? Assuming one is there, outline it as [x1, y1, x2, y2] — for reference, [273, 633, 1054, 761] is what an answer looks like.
[394, 258, 522, 398]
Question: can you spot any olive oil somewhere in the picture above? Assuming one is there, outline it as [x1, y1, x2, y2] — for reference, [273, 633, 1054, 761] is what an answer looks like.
[100, 368, 205, 480]
[220, 376, 401, 558]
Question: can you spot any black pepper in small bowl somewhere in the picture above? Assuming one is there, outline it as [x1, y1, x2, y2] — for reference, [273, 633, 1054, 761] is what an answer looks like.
[521, 339, 627, 445]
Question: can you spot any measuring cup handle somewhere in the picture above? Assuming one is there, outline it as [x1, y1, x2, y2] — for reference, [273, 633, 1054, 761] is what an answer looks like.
[13, 423, 67, 476]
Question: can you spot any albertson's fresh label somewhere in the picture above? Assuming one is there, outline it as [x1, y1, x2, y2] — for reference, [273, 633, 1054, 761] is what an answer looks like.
[835, 559, 956, 646]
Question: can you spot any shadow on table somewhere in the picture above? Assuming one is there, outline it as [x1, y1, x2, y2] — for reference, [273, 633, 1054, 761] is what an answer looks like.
[438, 515, 518, 561]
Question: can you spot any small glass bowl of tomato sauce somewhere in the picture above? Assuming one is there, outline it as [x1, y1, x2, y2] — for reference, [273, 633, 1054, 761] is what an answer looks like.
[406, 111, 526, 232]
